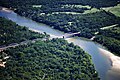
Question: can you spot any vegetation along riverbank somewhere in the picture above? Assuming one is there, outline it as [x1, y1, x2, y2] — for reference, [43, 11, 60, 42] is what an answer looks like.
[0, 16, 100, 79]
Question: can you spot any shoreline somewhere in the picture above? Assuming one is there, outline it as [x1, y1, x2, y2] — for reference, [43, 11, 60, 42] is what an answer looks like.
[98, 47, 120, 69]
[98, 47, 120, 80]
[0, 6, 12, 12]
[29, 28, 62, 39]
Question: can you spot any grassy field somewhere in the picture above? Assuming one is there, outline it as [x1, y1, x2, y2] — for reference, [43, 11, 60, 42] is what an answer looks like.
[102, 4, 120, 17]
[83, 8, 100, 14]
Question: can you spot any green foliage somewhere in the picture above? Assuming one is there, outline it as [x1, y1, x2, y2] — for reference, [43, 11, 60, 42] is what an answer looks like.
[0, 17, 99, 80]
[0, 17, 46, 46]
[1, 0, 120, 39]
[0, 0, 120, 8]
[0, 38, 99, 80]
[98, 26, 120, 40]
[35, 11, 119, 34]
[16, 9, 120, 38]
[94, 26, 120, 56]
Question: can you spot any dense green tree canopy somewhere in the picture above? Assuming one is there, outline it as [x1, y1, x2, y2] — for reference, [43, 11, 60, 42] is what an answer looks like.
[0, 38, 99, 80]
[94, 26, 120, 56]
[0, 0, 120, 8]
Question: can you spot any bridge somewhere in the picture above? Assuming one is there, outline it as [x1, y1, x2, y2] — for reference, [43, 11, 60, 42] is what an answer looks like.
[59, 31, 81, 38]
[0, 32, 81, 51]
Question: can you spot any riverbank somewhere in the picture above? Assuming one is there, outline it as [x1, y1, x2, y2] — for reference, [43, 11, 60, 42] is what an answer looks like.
[98, 47, 120, 80]
[0, 7, 12, 12]
[29, 28, 62, 39]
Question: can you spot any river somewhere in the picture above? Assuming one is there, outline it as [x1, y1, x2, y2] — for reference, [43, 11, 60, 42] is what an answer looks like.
[0, 8, 119, 80]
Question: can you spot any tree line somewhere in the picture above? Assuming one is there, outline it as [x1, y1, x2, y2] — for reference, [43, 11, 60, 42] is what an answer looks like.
[0, 17, 47, 46]
[94, 26, 120, 56]
[0, 0, 120, 8]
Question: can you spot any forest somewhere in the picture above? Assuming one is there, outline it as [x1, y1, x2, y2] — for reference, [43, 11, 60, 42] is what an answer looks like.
[0, 39, 99, 80]
[94, 26, 120, 56]
[0, 17, 48, 46]
[0, 0, 120, 8]
[15, 9, 120, 38]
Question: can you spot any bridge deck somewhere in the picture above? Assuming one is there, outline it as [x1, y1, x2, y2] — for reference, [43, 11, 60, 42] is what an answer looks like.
[61, 32, 81, 38]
